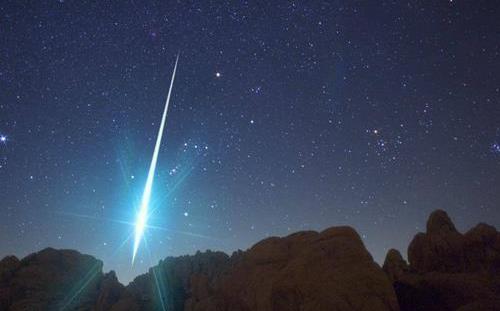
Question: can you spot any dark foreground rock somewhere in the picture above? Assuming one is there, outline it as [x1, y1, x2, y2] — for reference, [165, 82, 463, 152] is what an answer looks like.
[110, 226, 398, 311]
[0, 248, 122, 310]
[185, 227, 398, 311]
[1, 209, 499, 310]
[383, 210, 500, 311]
[0, 226, 398, 311]
[113, 250, 232, 311]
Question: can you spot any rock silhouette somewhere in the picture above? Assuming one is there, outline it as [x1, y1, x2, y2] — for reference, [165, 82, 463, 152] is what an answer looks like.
[384, 209, 500, 311]
[184, 227, 398, 311]
[0, 248, 105, 310]
[1, 209, 499, 310]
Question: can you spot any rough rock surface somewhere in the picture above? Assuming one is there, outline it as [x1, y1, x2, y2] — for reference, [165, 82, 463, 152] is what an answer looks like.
[384, 209, 500, 311]
[186, 227, 398, 311]
[0, 256, 20, 281]
[95, 271, 125, 311]
[383, 249, 409, 282]
[111, 226, 398, 311]
[115, 250, 232, 311]
[0, 248, 123, 310]
[4, 209, 499, 311]
[408, 210, 466, 273]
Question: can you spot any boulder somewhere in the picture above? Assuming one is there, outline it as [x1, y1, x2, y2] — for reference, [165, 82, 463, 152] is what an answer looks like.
[94, 271, 125, 311]
[0, 248, 127, 310]
[463, 223, 500, 274]
[408, 210, 465, 273]
[120, 250, 231, 311]
[383, 249, 409, 282]
[0, 248, 104, 310]
[387, 210, 500, 311]
[0, 255, 20, 280]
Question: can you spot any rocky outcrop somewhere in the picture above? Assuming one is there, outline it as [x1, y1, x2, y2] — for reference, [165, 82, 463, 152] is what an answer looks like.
[2, 209, 499, 310]
[383, 249, 409, 282]
[0, 256, 20, 281]
[0, 248, 123, 310]
[408, 210, 465, 273]
[463, 223, 500, 274]
[110, 227, 398, 311]
[116, 250, 231, 311]
[384, 210, 500, 311]
[186, 227, 398, 311]
[95, 271, 125, 311]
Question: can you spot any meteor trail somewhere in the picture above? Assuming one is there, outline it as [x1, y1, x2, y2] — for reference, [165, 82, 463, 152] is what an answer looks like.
[132, 54, 179, 263]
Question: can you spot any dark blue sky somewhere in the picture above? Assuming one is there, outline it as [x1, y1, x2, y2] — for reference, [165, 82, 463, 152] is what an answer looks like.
[1, 0, 499, 282]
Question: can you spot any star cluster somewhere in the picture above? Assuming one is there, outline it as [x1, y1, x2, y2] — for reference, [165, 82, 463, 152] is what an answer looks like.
[0, 1, 499, 282]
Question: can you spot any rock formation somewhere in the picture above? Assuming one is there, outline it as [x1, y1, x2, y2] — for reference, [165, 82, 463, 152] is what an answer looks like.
[115, 250, 232, 311]
[0, 248, 118, 310]
[0, 226, 398, 311]
[95, 271, 125, 311]
[184, 227, 398, 311]
[383, 209, 500, 311]
[110, 227, 398, 311]
[1, 209, 499, 310]
[383, 249, 409, 282]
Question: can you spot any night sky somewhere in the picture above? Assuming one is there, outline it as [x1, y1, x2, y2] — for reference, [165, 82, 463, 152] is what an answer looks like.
[1, 1, 499, 283]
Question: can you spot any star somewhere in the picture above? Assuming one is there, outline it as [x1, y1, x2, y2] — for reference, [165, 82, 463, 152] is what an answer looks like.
[0, 0, 498, 286]
[491, 142, 500, 154]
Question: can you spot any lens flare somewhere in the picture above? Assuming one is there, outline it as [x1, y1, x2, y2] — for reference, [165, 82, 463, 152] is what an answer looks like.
[132, 55, 179, 263]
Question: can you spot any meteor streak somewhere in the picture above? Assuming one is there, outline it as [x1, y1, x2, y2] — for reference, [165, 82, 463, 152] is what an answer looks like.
[132, 54, 179, 263]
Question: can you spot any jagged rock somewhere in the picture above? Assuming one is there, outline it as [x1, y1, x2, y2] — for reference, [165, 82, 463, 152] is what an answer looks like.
[120, 250, 231, 311]
[110, 227, 398, 311]
[383, 249, 409, 282]
[408, 210, 500, 275]
[0, 248, 104, 310]
[387, 210, 500, 311]
[95, 271, 125, 311]
[185, 227, 399, 311]
[426, 209, 457, 234]
[4, 209, 500, 311]
[0, 255, 21, 310]
[0, 255, 20, 280]
[408, 210, 465, 273]
[463, 223, 500, 274]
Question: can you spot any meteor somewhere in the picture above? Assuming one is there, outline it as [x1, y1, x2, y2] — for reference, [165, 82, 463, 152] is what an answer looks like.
[132, 54, 179, 263]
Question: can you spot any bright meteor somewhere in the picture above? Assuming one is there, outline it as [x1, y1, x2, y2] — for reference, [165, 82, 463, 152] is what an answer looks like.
[132, 54, 179, 263]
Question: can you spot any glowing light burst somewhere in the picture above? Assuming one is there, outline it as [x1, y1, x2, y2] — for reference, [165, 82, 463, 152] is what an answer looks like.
[132, 54, 179, 263]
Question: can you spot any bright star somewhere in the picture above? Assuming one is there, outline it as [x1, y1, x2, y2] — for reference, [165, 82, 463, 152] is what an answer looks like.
[0, 135, 7, 143]
[492, 142, 500, 154]
[215, 72, 221, 78]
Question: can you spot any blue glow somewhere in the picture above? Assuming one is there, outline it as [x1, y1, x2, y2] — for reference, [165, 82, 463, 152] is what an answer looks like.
[132, 55, 179, 263]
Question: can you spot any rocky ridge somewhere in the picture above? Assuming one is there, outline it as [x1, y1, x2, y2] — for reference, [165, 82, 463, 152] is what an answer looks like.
[383, 210, 500, 311]
[0, 209, 499, 311]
